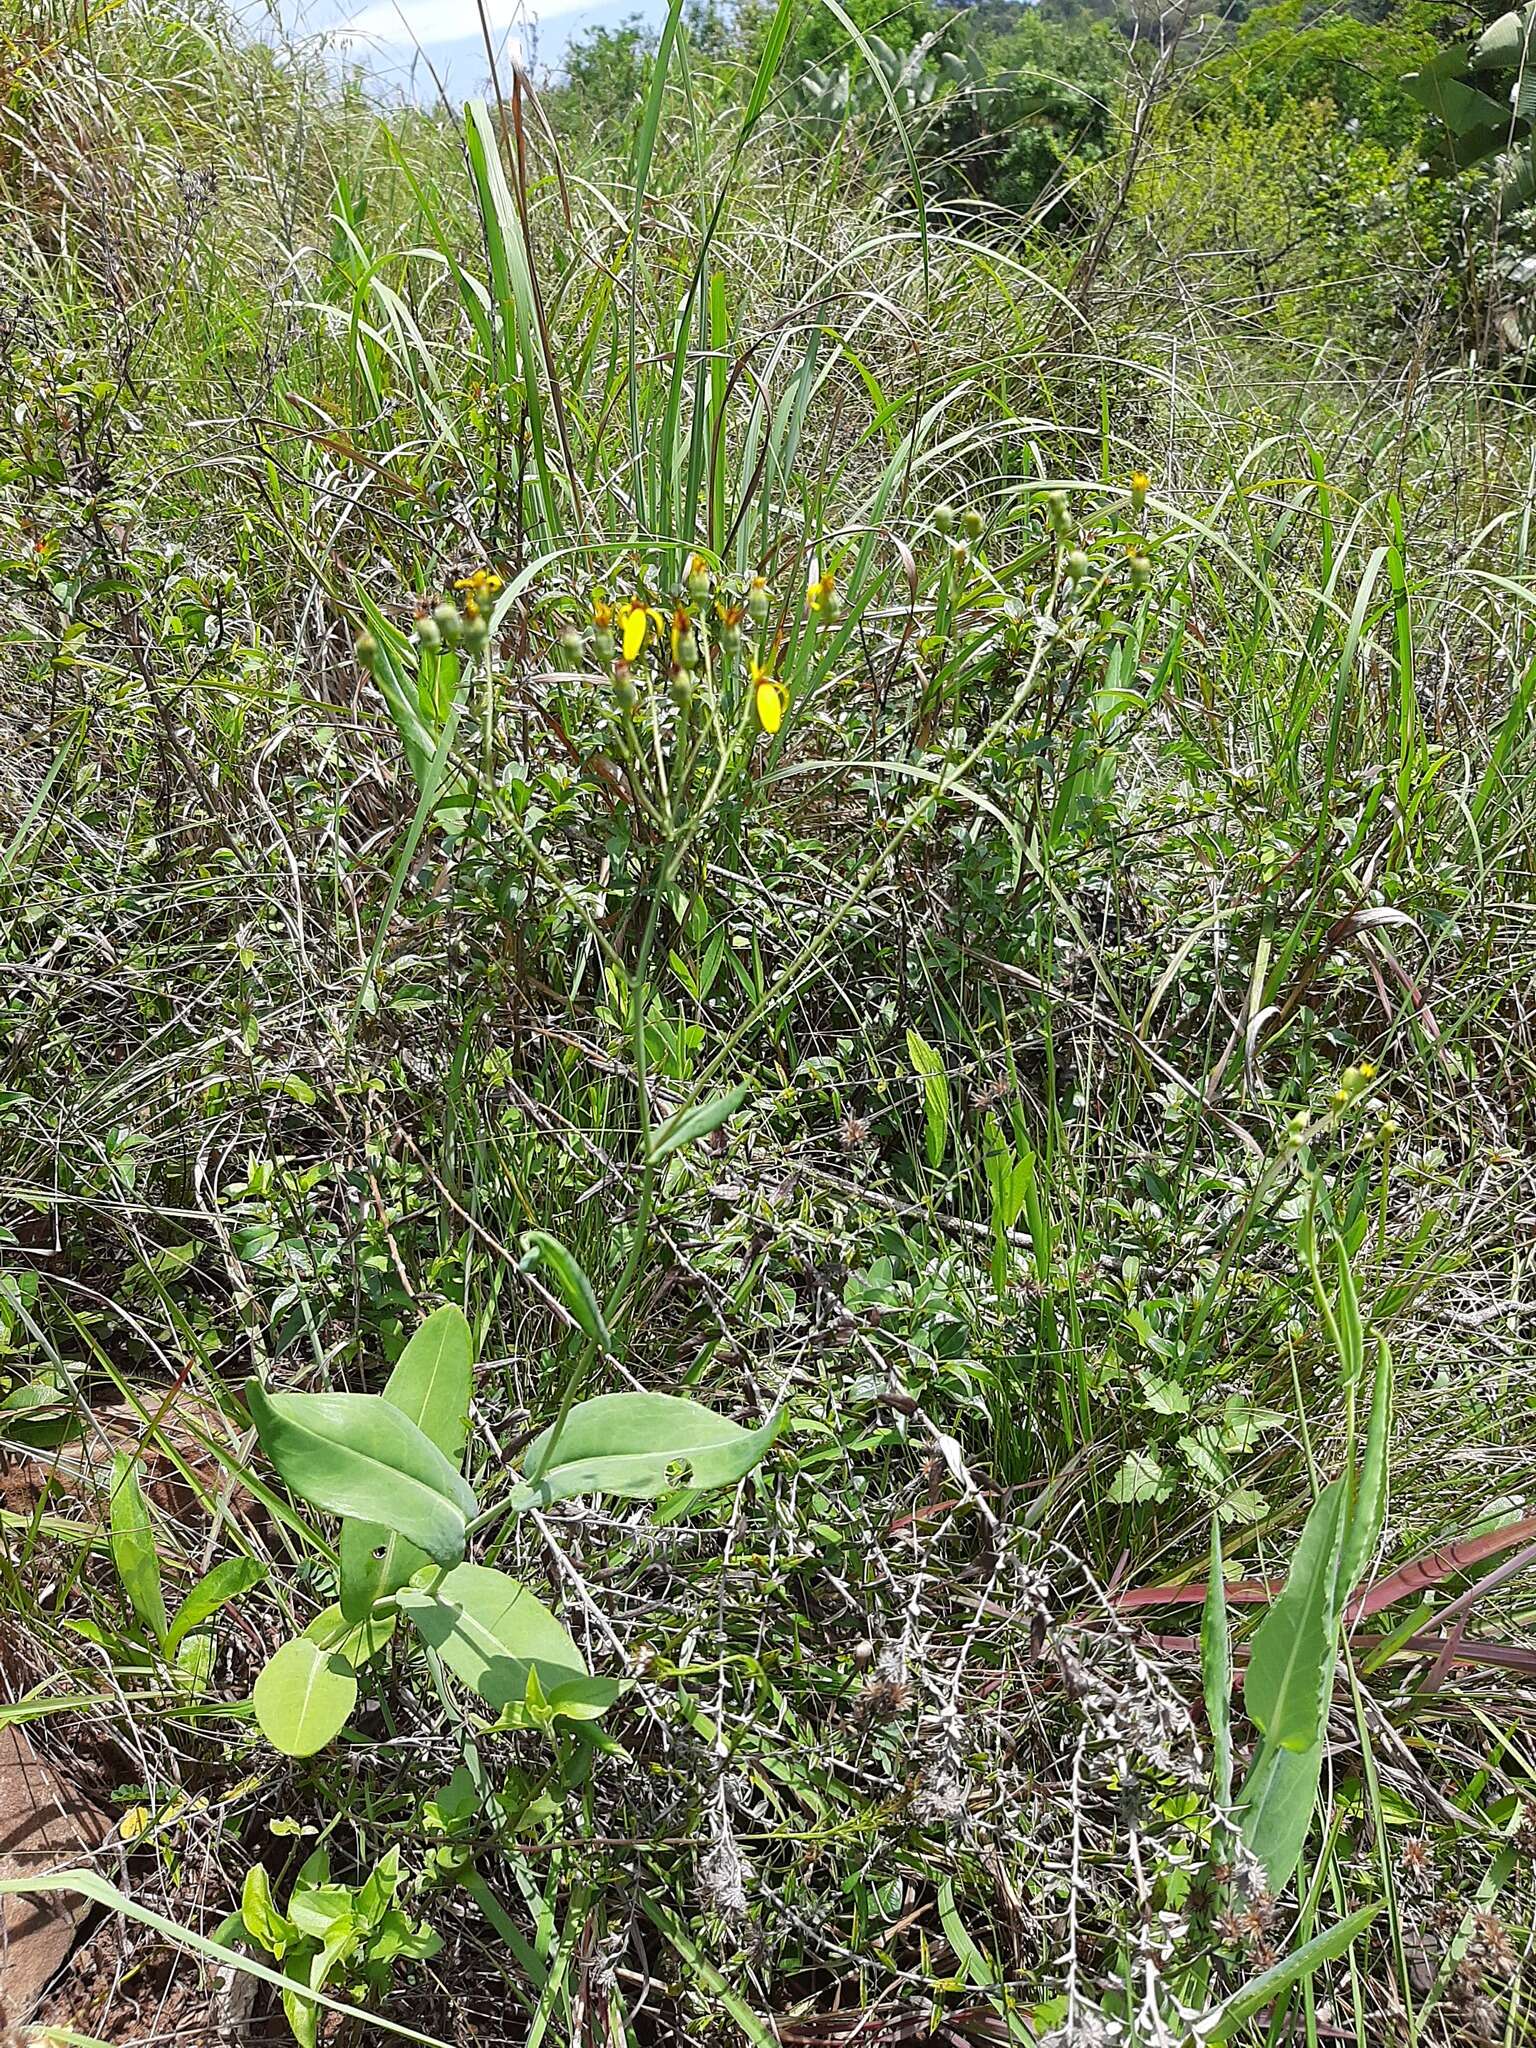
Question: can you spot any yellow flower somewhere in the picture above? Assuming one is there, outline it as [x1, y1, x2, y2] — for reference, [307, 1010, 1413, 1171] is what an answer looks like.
[1130, 471, 1150, 515]
[807, 570, 836, 617]
[752, 658, 788, 734]
[592, 595, 614, 631]
[454, 568, 503, 603]
[617, 599, 664, 664]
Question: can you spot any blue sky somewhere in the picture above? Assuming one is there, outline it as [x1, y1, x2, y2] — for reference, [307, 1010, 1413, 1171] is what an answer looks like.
[271, 0, 660, 91]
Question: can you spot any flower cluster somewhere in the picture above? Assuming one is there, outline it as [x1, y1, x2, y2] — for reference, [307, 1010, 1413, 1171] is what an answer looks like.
[564, 556, 841, 739]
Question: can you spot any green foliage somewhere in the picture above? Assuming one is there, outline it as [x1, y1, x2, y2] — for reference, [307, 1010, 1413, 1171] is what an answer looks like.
[234, 1850, 441, 2048]
[3, 0, 1535, 2039]
[1237, 1220, 1395, 1891]
[248, 1311, 778, 1753]
[1201, 0, 1443, 152]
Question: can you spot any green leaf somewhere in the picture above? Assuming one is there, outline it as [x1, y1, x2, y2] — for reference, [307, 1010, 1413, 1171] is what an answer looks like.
[1206, 1904, 1381, 2040]
[0, 1869, 454, 2048]
[246, 1381, 476, 1567]
[905, 1027, 949, 1169]
[108, 1451, 167, 1646]
[240, 1863, 294, 1956]
[648, 1081, 753, 1163]
[396, 1563, 619, 1721]
[1106, 1448, 1172, 1505]
[519, 1231, 611, 1353]
[1471, 5, 1536, 72]
[1340, 1336, 1393, 1597]
[513, 1392, 780, 1507]
[304, 1601, 399, 1666]
[1201, 1518, 1233, 1813]
[339, 1306, 474, 1619]
[1244, 1477, 1346, 1753]
[166, 1556, 266, 1654]
[252, 1636, 358, 1757]
[1238, 1737, 1325, 1895]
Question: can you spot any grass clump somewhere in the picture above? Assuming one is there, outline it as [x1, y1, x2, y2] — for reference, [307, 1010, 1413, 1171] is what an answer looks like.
[1, 0, 1534, 2043]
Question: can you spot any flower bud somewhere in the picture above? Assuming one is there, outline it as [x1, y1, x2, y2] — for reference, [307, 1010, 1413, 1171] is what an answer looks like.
[933, 503, 958, 536]
[463, 616, 490, 655]
[1128, 554, 1151, 590]
[594, 626, 615, 662]
[720, 623, 742, 656]
[614, 672, 638, 714]
[949, 539, 970, 571]
[1130, 470, 1150, 516]
[961, 507, 983, 541]
[414, 616, 442, 652]
[676, 629, 700, 669]
[558, 625, 586, 667]
[432, 600, 463, 642]
[669, 672, 695, 708]
[354, 631, 378, 670]
[1045, 489, 1072, 539]
[1064, 549, 1089, 585]
[747, 577, 770, 624]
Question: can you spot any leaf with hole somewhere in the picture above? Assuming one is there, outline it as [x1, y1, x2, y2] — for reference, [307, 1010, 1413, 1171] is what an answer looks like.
[512, 1392, 780, 1507]
[252, 1637, 358, 1757]
[246, 1382, 476, 1566]
[397, 1564, 619, 1722]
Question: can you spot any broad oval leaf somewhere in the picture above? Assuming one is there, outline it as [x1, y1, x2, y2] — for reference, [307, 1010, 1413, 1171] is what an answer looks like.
[245, 1382, 476, 1566]
[252, 1636, 358, 1757]
[304, 1601, 399, 1666]
[514, 1392, 779, 1507]
[396, 1563, 619, 1722]
[339, 1306, 474, 1620]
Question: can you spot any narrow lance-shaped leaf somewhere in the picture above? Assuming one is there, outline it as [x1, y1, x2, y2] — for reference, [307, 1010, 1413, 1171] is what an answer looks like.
[1339, 1336, 1393, 1597]
[166, 1555, 266, 1654]
[519, 1231, 610, 1353]
[245, 1382, 476, 1566]
[1201, 1517, 1233, 1813]
[905, 1027, 949, 1169]
[1239, 1735, 1326, 1896]
[648, 1081, 753, 1163]
[1244, 1477, 1347, 1754]
[109, 1450, 167, 1646]
[1206, 1904, 1382, 2042]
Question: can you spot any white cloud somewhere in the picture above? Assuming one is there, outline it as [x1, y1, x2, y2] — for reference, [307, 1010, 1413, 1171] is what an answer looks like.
[336, 0, 592, 46]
